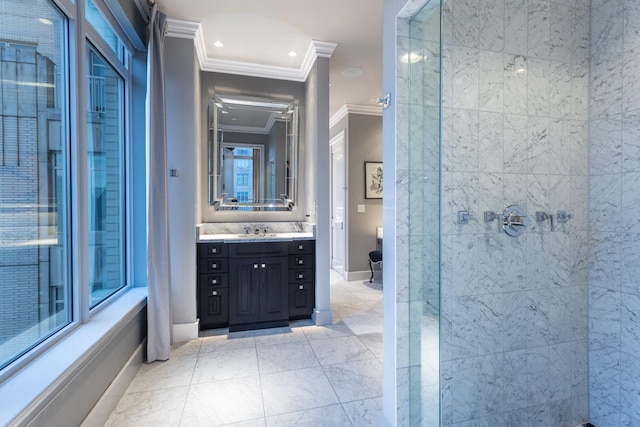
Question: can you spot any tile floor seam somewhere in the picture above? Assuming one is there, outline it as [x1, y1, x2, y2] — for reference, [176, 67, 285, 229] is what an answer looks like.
[177, 348, 201, 427]
[256, 341, 269, 425]
[318, 361, 347, 407]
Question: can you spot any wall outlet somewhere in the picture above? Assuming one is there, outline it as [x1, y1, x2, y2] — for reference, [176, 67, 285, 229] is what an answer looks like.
[357, 204, 365, 213]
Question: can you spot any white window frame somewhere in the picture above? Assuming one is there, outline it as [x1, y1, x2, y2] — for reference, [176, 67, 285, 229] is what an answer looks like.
[0, 0, 140, 381]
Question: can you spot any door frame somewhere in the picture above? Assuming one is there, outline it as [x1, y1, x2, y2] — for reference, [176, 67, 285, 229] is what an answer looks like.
[330, 130, 347, 277]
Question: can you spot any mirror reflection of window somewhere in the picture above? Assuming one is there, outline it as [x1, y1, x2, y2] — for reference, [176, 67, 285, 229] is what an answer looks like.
[222, 145, 262, 203]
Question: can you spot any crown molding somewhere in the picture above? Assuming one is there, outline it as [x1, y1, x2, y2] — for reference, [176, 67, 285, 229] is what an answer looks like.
[312, 41, 338, 58]
[165, 19, 199, 39]
[299, 40, 338, 81]
[201, 58, 307, 81]
[201, 39, 336, 82]
[165, 19, 337, 82]
[193, 24, 208, 70]
[330, 104, 383, 129]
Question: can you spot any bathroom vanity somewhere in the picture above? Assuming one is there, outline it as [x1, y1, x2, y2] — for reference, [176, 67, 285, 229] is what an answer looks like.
[197, 223, 315, 331]
[197, 92, 316, 331]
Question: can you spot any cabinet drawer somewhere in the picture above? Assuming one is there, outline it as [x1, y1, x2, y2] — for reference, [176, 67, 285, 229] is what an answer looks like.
[289, 254, 313, 268]
[199, 273, 228, 289]
[198, 258, 229, 274]
[288, 240, 314, 254]
[198, 242, 228, 258]
[229, 242, 289, 258]
[288, 269, 313, 283]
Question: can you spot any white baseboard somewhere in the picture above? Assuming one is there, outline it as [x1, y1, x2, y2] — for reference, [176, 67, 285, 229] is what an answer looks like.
[346, 270, 374, 282]
[173, 320, 199, 343]
[312, 309, 333, 326]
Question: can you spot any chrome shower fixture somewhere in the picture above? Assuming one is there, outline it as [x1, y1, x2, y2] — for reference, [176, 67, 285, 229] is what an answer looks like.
[502, 205, 530, 237]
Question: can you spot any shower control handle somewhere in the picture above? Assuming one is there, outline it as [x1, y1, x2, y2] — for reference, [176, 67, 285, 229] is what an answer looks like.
[502, 205, 530, 237]
[536, 211, 555, 231]
[556, 210, 573, 223]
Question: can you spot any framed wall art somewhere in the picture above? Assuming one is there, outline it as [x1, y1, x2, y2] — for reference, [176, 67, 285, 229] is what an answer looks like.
[364, 161, 383, 199]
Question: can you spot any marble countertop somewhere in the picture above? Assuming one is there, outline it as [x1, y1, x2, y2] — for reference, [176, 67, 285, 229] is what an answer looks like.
[197, 231, 314, 243]
[197, 222, 315, 243]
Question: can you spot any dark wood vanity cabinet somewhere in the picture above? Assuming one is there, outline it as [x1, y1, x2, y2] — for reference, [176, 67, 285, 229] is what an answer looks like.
[228, 256, 289, 330]
[287, 240, 315, 319]
[197, 242, 229, 329]
[197, 240, 315, 331]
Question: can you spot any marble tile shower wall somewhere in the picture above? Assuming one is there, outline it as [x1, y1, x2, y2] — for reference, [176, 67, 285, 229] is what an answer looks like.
[434, 0, 590, 425]
[588, 1, 640, 426]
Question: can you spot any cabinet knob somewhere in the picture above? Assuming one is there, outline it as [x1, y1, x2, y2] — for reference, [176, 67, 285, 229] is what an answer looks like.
[298, 273, 304, 279]
[298, 259, 304, 265]
[211, 279, 217, 284]
[210, 248, 217, 254]
[298, 285, 304, 290]
[261, 263, 266, 268]
[254, 264, 259, 269]
[298, 244, 303, 250]
[212, 290, 217, 296]
[211, 263, 217, 269]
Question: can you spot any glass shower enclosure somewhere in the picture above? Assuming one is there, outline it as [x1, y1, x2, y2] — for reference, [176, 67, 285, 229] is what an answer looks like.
[399, 0, 591, 425]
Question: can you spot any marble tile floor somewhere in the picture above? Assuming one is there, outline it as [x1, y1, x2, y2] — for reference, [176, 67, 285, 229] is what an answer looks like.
[104, 271, 384, 427]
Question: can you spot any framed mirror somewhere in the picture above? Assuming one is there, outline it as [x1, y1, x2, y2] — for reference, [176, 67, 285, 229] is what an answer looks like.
[208, 93, 299, 211]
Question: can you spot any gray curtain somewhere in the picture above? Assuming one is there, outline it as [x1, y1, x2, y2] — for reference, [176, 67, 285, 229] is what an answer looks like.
[146, 6, 171, 362]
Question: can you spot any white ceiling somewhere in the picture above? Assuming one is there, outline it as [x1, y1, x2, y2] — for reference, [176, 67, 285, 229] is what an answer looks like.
[155, 0, 383, 117]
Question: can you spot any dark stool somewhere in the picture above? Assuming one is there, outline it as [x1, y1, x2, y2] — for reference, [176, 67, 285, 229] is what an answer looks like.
[368, 250, 383, 283]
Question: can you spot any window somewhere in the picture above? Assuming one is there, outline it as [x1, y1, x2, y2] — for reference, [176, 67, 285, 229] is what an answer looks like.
[0, 0, 70, 370]
[86, 45, 126, 308]
[237, 172, 249, 187]
[0, 0, 133, 374]
[85, 0, 124, 61]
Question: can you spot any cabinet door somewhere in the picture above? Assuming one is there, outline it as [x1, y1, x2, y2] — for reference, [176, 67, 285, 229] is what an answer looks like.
[259, 257, 288, 322]
[288, 282, 315, 319]
[199, 288, 229, 328]
[229, 259, 261, 325]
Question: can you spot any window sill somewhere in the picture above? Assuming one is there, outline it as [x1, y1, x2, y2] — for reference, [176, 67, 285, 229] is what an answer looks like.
[0, 287, 147, 426]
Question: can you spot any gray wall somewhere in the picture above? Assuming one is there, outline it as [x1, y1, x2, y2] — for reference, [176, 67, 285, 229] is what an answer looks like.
[165, 36, 198, 333]
[348, 114, 382, 273]
[305, 58, 332, 325]
[588, 2, 640, 425]
[199, 72, 308, 222]
[330, 113, 383, 275]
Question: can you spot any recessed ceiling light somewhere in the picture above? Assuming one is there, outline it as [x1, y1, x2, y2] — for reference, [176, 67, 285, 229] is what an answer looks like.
[342, 67, 363, 78]
[213, 41, 223, 48]
[39, 18, 53, 25]
[516, 68, 526, 74]
[401, 52, 423, 63]
[288, 51, 297, 57]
